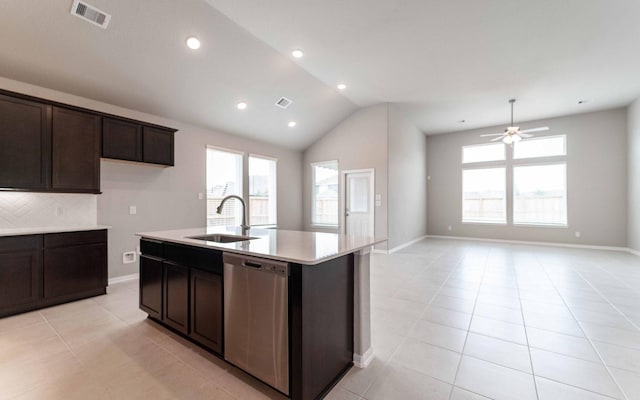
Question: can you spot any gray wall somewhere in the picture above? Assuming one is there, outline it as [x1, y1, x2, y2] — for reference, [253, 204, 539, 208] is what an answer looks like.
[629, 99, 640, 252]
[0, 77, 303, 279]
[302, 104, 388, 249]
[427, 108, 628, 247]
[387, 104, 428, 250]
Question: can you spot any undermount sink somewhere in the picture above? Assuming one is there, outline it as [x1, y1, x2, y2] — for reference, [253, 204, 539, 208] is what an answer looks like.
[187, 234, 258, 243]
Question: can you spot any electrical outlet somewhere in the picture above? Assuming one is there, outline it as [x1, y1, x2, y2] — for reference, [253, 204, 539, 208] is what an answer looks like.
[55, 207, 63, 217]
[198, 192, 204, 200]
[448, 225, 452, 231]
[122, 251, 137, 264]
[575, 231, 581, 238]
[129, 206, 137, 215]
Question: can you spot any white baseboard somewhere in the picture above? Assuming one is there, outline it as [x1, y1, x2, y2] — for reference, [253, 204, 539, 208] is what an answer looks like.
[628, 248, 640, 257]
[427, 234, 631, 253]
[353, 347, 374, 368]
[108, 273, 139, 285]
[372, 249, 388, 255]
[388, 235, 428, 254]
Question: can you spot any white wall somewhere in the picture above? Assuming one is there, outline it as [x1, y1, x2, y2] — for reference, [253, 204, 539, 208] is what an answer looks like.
[0, 77, 303, 278]
[387, 104, 428, 250]
[302, 104, 388, 249]
[629, 99, 640, 252]
[427, 108, 628, 247]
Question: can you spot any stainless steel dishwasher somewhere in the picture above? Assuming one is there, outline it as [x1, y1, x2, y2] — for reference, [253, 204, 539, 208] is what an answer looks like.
[223, 252, 289, 395]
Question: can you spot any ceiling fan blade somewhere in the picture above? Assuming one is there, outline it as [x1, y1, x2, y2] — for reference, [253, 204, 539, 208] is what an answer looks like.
[490, 136, 504, 142]
[480, 133, 504, 137]
[519, 133, 534, 138]
[519, 127, 549, 134]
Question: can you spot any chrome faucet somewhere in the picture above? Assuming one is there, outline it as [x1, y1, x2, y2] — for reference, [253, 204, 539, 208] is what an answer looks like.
[216, 195, 249, 233]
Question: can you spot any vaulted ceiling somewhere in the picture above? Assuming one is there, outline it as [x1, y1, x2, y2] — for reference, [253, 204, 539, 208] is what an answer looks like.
[1, 0, 639, 150]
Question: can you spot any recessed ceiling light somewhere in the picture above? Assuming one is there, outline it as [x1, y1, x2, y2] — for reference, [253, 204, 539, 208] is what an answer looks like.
[458, 119, 466, 124]
[288, 121, 297, 128]
[236, 102, 247, 110]
[186, 36, 201, 50]
[337, 83, 347, 90]
[291, 49, 304, 58]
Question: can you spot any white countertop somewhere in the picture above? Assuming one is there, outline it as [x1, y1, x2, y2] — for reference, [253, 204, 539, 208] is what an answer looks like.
[136, 227, 385, 265]
[0, 225, 110, 237]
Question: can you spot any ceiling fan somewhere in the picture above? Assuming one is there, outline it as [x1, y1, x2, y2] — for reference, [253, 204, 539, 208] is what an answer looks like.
[481, 99, 549, 144]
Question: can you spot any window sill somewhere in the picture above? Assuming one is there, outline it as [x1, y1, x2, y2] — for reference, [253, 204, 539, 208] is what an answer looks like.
[513, 223, 568, 229]
[462, 221, 508, 226]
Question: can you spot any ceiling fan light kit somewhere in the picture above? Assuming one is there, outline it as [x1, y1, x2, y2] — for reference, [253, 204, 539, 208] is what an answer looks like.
[480, 99, 549, 144]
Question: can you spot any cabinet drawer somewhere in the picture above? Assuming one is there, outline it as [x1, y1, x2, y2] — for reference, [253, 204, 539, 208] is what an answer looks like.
[141, 239, 163, 258]
[44, 230, 106, 248]
[0, 235, 42, 252]
[163, 243, 222, 274]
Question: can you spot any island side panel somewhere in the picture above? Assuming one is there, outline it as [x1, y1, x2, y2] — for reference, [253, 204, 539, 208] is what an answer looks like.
[353, 247, 373, 367]
[290, 254, 354, 400]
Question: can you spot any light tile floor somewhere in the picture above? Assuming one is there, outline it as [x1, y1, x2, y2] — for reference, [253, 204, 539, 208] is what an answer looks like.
[1, 238, 640, 399]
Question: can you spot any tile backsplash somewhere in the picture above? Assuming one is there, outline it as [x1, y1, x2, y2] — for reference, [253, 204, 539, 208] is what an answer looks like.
[0, 192, 97, 228]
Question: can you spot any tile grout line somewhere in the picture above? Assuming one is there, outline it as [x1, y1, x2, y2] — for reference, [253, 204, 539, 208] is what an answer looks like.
[537, 257, 630, 400]
[447, 248, 490, 400]
[350, 249, 470, 399]
[513, 257, 542, 400]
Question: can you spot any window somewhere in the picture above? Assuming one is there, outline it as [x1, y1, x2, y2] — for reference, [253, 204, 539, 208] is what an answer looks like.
[461, 135, 568, 227]
[514, 164, 567, 225]
[206, 147, 243, 227]
[312, 161, 339, 226]
[462, 167, 506, 223]
[462, 143, 505, 163]
[514, 135, 566, 159]
[249, 155, 277, 226]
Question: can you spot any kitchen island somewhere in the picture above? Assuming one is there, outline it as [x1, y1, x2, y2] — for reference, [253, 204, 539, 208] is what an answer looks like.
[136, 226, 382, 400]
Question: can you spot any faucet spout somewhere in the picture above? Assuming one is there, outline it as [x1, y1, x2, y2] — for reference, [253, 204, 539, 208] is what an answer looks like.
[217, 195, 249, 232]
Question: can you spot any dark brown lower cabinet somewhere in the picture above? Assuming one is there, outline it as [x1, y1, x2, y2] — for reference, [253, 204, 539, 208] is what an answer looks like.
[44, 232, 107, 300]
[190, 268, 223, 353]
[139, 255, 163, 320]
[290, 255, 354, 400]
[139, 239, 224, 355]
[163, 261, 189, 334]
[0, 230, 107, 318]
[0, 235, 42, 312]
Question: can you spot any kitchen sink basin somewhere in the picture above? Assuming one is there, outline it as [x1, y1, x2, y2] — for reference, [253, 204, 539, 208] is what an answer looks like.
[187, 234, 258, 243]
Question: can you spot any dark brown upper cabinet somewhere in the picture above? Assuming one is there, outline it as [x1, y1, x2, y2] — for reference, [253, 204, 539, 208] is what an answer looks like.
[52, 107, 101, 193]
[102, 117, 142, 162]
[0, 89, 177, 193]
[0, 94, 51, 190]
[102, 118, 174, 166]
[143, 126, 174, 166]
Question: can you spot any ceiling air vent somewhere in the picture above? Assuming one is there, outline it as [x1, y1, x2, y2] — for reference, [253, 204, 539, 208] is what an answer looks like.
[275, 97, 293, 109]
[70, 0, 111, 29]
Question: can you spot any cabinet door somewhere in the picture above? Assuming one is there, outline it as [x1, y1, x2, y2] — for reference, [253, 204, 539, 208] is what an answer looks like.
[0, 236, 42, 312]
[51, 107, 101, 192]
[43, 242, 107, 299]
[102, 118, 142, 162]
[140, 255, 163, 320]
[0, 94, 51, 189]
[143, 126, 174, 166]
[163, 261, 189, 334]
[190, 269, 223, 354]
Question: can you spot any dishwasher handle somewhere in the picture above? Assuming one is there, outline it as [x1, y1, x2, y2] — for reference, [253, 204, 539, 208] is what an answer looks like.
[223, 252, 289, 276]
[243, 261, 262, 269]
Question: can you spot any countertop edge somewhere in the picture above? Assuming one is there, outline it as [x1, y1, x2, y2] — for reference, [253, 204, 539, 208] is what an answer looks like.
[0, 225, 111, 237]
[136, 230, 385, 265]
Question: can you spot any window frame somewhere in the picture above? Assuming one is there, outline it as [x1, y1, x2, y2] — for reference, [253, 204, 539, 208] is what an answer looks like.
[460, 135, 569, 228]
[206, 146, 279, 228]
[461, 166, 508, 225]
[311, 160, 339, 228]
[512, 161, 568, 227]
[248, 153, 278, 227]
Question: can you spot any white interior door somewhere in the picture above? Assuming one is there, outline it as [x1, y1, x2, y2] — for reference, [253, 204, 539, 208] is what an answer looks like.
[345, 170, 374, 237]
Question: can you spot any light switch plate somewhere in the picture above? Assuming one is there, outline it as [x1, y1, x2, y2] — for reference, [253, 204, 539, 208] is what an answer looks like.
[129, 206, 137, 215]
